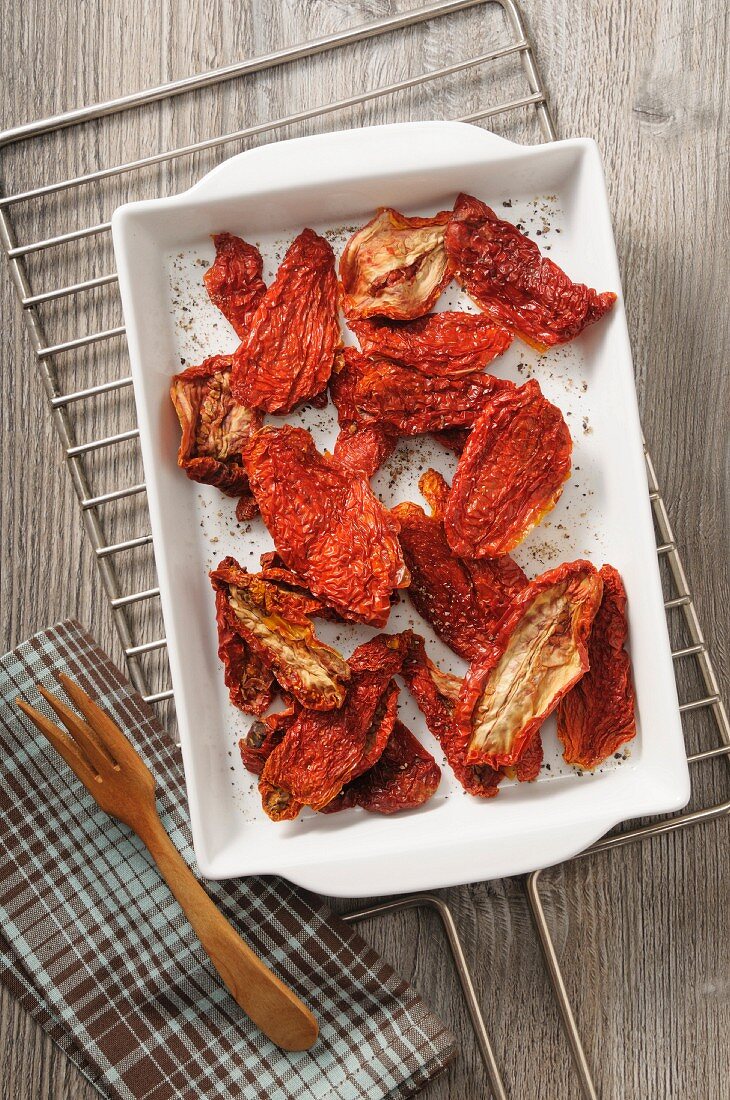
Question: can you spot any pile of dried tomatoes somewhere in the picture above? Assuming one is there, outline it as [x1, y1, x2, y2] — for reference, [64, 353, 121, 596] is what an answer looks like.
[170, 193, 635, 822]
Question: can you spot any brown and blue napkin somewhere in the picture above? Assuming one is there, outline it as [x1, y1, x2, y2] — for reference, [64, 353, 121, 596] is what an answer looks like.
[0, 621, 456, 1100]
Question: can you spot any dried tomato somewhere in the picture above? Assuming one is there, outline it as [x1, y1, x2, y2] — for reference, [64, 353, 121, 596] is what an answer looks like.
[456, 560, 603, 769]
[213, 586, 275, 716]
[402, 636, 503, 798]
[322, 720, 441, 815]
[430, 427, 470, 455]
[351, 311, 512, 376]
[508, 729, 543, 782]
[393, 469, 528, 660]
[332, 422, 399, 480]
[340, 207, 453, 320]
[445, 193, 617, 350]
[232, 228, 341, 413]
[239, 698, 299, 775]
[330, 347, 510, 437]
[244, 425, 409, 627]
[259, 633, 408, 820]
[210, 557, 350, 711]
[170, 355, 262, 506]
[557, 564, 636, 768]
[203, 232, 267, 338]
[444, 378, 572, 557]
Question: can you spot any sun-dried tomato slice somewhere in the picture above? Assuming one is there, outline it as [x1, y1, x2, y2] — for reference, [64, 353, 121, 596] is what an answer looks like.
[430, 427, 471, 455]
[258, 633, 408, 820]
[322, 720, 441, 815]
[445, 193, 617, 350]
[210, 557, 350, 711]
[402, 635, 503, 798]
[508, 728, 543, 782]
[444, 378, 572, 558]
[351, 311, 512, 376]
[393, 470, 528, 660]
[330, 347, 511, 437]
[170, 355, 262, 506]
[244, 425, 408, 627]
[239, 698, 299, 775]
[456, 560, 603, 770]
[332, 422, 399, 480]
[203, 232, 267, 338]
[340, 207, 453, 321]
[232, 228, 341, 413]
[557, 564, 636, 768]
[214, 586, 275, 716]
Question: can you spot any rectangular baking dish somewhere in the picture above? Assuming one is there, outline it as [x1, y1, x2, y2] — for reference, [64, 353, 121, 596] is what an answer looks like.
[112, 121, 689, 895]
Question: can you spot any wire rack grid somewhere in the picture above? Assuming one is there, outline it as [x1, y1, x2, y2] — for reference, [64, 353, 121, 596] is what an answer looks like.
[0, 2, 727, 1097]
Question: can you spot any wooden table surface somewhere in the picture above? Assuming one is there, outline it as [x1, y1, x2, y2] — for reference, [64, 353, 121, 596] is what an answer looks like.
[1, 2, 728, 1097]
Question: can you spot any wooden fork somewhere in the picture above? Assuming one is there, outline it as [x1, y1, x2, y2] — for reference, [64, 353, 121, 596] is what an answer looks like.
[16, 674, 318, 1052]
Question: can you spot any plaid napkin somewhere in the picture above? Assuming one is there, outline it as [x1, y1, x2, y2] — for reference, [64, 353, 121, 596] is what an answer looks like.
[0, 621, 456, 1100]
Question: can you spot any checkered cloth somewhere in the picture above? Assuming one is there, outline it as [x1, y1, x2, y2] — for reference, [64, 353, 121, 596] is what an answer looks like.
[0, 621, 456, 1100]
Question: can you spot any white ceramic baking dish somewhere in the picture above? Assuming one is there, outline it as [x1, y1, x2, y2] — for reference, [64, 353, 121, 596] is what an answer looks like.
[112, 121, 689, 895]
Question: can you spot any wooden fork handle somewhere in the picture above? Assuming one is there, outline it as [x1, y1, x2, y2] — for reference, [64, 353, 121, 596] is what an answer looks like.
[135, 810, 318, 1051]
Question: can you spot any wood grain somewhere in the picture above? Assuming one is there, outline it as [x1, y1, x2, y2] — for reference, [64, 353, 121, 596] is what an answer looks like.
[0, 1, 727, 1097]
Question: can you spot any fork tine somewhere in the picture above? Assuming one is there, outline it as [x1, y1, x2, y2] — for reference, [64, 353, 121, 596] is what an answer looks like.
[57, 674, 140, 767]
[16, 697, 101, 791]
[38, 685, 117, 774]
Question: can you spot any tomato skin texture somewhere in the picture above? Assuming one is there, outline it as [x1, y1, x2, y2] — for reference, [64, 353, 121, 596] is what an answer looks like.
[444, 378, 572, 558]
[351, 311, 512, 376]
[330, 346, 512, 437]
[402, 635, 503, 799]
[557, 564, 636, 768]
[445, 192, 617, 350]
[239, 699, 298, 775]
[244, 425, 408, 627]
[258, 633, 409, 820]
[232, 228, 341, 414]
[210, 556, 351, 712]
[457, 560, 603, 770]
[332, 422, 399, 480]
[322, 720, 441, 815]
[340, 207, 453, 320]
[203, 232, 267, 338]
[170, 354, 262, 512]
[393, 494, 526, 661]
[213, 586, 275, 716]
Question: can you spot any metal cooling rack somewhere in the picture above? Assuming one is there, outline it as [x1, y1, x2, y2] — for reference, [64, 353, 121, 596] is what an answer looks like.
[1, 2, 727, 1097]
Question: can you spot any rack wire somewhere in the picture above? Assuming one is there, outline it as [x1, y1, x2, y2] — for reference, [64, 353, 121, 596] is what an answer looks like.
[0, 2, 727, 1096]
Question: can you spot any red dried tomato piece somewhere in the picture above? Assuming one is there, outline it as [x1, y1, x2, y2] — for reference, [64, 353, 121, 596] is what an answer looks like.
[258, 633, 408, 820]
[430, 427, 471, 455]
[239, 698, 299, 775]
[509, 729, 543, 782]
[402, 636, 503, 798]
[393, 470, 528, 661]
[456, 560, 603, 770]
[232, 228, 341, 413]
[557, 564, 636, 768]
[332, 423, 399, 480]
[444, 378, 572, 557]
[244, 425, 408, 627]
[170, 355, 262, 505]
[330, 347, 511, 437]
[210, 557, 350, 711]
[256, 553, 350, 624]
[351, 311, 512, 376]
[203, 232, 267, 338]
[445, 193, 617, 350]
[322, 720, 441, 815]
[340, 207, 453, 320]
[213, 586, 275, 716]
